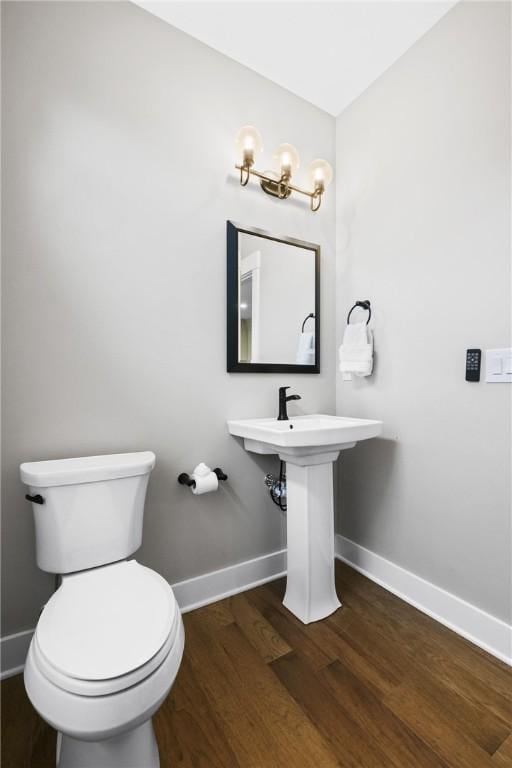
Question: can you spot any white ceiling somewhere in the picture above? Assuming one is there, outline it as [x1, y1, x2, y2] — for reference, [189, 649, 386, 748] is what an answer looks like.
[135, 1, 456, 116]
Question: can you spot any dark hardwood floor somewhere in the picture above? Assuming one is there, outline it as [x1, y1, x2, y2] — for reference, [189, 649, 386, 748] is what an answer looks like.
[2, 561, 511, 767]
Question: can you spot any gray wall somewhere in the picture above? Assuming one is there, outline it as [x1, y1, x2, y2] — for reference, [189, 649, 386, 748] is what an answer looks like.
[3, 0, 509, 640]
[1, 1, 336, 636]
[335, 1, 511, 622]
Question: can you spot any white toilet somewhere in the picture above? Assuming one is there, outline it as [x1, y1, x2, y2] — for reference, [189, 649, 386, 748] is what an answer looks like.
[20, 451, 184, 768]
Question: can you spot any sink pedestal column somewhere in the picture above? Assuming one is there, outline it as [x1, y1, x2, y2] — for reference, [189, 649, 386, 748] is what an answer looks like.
[281, 450, 342, 624]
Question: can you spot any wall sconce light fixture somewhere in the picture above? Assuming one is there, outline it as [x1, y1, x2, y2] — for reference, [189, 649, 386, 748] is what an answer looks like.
[234, 125, 333, 212]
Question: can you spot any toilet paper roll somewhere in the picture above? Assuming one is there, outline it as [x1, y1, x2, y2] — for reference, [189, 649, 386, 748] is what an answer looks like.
[191, 463, 218, 495]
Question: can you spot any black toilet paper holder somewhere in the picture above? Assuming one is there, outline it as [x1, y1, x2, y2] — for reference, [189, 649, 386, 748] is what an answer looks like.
[178, 468, 228, 488]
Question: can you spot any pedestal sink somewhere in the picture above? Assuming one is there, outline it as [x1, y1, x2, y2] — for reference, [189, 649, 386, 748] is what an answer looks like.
[227, 414, 383, 624]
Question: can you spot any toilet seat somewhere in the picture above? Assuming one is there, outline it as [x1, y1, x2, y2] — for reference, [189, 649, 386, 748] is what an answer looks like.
[34, 560, 178, 696]
[33, 608, 180, 696]
[25, 616, 185, 744]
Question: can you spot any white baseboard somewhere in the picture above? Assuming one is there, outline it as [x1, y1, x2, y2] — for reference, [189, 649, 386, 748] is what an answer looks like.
[172, 548, 287, 613]
[0, 548, 287, 679]
[1, 629, 34, 680]
[335, 534, 512, 666]
[3, 541, 509, 679]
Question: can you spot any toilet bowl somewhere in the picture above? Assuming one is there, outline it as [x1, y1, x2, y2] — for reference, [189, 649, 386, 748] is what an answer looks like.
[25, 561, 184, 767]
[20, 452, 183, 768]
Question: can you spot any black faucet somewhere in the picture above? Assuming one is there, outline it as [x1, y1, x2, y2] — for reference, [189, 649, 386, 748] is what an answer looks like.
[278, 386, 301, 421]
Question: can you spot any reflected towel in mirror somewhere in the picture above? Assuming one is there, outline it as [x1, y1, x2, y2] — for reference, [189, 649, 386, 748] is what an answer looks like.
[296, 331, 315, 365]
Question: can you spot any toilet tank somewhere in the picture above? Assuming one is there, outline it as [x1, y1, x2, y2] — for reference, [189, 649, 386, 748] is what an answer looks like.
[20, 452, 156, 574]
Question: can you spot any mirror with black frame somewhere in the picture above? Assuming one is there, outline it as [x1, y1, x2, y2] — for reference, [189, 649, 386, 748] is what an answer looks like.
[227, 221, 320, 373]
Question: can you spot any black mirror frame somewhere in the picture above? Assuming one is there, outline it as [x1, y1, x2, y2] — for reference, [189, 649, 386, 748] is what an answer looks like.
[227, 220, 320, 373]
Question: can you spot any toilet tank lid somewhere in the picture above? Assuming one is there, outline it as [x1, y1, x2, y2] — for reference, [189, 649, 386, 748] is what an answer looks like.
[20, 451, 156, 487]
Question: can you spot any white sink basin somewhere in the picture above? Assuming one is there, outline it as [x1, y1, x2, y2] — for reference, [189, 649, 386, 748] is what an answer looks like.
[228, 414, 382, 457]
[228, 412, 383, 625]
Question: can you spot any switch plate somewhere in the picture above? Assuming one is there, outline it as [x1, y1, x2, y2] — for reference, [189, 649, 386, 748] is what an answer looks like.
[485, 348, 512, 383]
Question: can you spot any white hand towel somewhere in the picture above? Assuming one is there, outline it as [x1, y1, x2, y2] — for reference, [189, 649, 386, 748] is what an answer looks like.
[296, 331, 315, 365]
[338, 322, 373, 379]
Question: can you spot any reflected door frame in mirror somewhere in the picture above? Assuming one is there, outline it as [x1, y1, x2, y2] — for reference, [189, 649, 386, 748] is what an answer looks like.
[227, 221, 320, 373]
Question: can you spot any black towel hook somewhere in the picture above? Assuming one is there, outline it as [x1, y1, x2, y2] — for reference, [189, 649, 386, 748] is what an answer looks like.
[347, 300, 371, 325]
[301, 313, 315, 333]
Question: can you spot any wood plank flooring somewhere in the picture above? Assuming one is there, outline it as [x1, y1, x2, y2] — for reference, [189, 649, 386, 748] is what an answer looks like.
[2, 561, 511, 767]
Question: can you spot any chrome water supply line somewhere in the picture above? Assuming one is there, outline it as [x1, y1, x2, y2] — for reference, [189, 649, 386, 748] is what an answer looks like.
[264, 461, 287, 511]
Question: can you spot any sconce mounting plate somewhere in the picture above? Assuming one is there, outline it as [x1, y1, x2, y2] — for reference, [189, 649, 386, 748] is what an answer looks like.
[260, 177, 292, 200]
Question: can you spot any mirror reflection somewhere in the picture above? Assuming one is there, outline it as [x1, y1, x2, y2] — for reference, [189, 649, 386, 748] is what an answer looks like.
[237, 232, 317, 366]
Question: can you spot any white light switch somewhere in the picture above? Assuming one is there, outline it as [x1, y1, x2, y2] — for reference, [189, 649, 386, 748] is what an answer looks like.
[490, 357, 503, 375]
[485, 348, 512, 383]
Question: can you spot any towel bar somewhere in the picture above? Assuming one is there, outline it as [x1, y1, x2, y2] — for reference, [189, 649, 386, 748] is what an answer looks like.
[301, 313, 315, 333]
[347, 300, 371, 325]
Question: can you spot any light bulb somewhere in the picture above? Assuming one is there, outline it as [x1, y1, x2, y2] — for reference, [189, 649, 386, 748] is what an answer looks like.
[235, 125, 263, 166]
[308, 159, 333, 191]
[273, 143, 300, 179]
